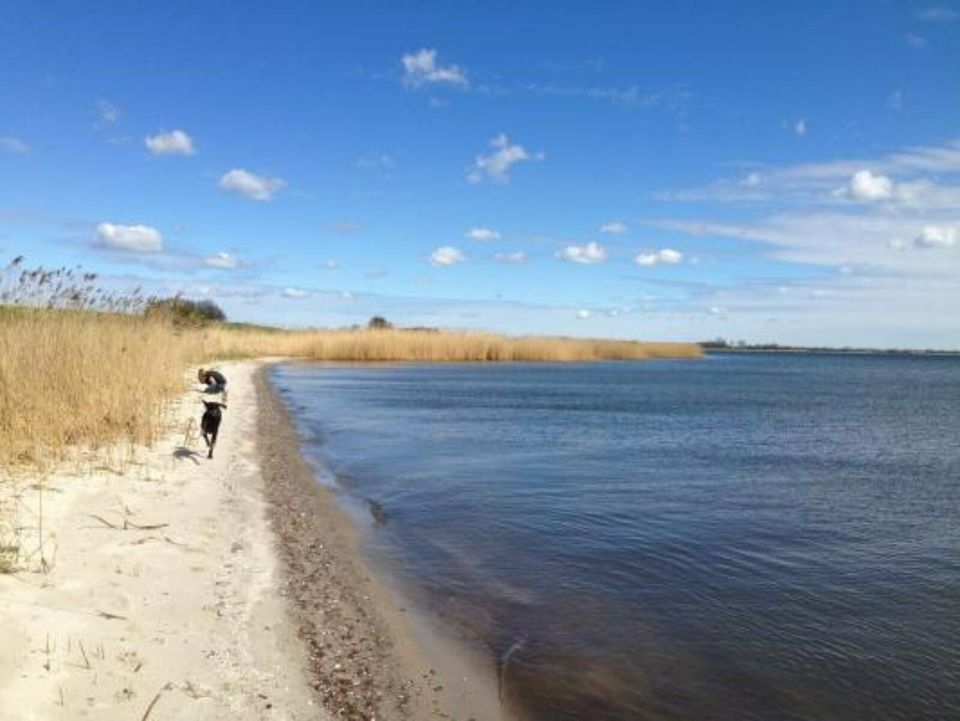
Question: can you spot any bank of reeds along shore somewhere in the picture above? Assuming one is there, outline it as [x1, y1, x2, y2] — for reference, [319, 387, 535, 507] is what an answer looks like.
[0, 258, 700, 470]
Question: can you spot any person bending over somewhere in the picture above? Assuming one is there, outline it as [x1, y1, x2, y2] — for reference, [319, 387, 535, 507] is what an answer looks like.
[198, 367, 227, 394]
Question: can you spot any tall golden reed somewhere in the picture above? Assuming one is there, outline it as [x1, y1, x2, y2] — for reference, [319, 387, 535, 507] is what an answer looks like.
[0, 309, 700, 468]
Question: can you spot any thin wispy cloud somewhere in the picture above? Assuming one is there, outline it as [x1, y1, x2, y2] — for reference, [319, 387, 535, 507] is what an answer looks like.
[402, 48, 468, 88]
[145, 129, 196, 156]
[600, 221, 628, 234]
[466, 227, 501, 241]
[494, 250, 526, 264]
[218, 168, 286, 201]
[556, 241, 606, 264]
[96, 99, 119, 125]
[657, 138, 960, 211]
[521, 84, 691, 111]
[793, 118, 807, 137]
[355, 153, 395, 171]
[467, 134, 544, 184]
[888, 89, 903, 112]
[282, 287, 310, 299]
[0, 136, 29, 156]
[203, 251, 240, 269]
[917, 6, 958, 21]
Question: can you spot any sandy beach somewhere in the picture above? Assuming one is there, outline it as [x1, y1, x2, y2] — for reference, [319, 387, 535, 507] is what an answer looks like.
[0, 361, 503, 721]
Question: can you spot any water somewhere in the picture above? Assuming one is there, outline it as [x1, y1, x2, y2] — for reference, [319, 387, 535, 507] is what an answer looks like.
[269, 354, 960, 720]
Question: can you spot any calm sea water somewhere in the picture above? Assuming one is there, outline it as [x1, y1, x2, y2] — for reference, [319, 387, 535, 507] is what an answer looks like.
[270, 354, 960, 721]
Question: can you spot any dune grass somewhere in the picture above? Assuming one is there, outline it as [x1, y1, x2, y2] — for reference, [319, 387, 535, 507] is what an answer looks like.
[0, 301, 699, 469]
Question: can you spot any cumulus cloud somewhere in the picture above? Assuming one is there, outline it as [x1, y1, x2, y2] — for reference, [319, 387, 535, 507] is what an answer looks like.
[282, 288, 310, 299]
[203, 252, 239, 269]
[838, 169, 894, 201]
[466, 227, 501, 241]
[94, 222, 163, 253]
[494, 250, 526, 264]
[402, 48, 468, 88]
[914, 225, 956, 248]
[557, 241, 606, 264]
[0, 136, 29, 155]
[635, 248, 683, 267]
[429, 246, 466, 266]
[600, 221, 628, 234]
[467, 134, 543, 184]
[145, 129, 196, 156]
[218, 168, 286, 201]
[576, 309, 592, 319]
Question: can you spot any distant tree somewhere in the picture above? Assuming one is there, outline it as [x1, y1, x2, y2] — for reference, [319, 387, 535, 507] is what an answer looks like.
[368, 315, 392, 330]
[146, 296, 227, 325]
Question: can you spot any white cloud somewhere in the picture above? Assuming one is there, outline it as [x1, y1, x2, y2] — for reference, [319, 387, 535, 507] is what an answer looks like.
[840, 169, 895, 201]
[94, 222, 163, 253]
[402, 48, 468, 88]
[429, 246, 466, 267]
[635, 248, 683, 267]
[600, 221, 628, 234]
[467, 134, 543, 184]
[494, 250, 526, 264]
[576, 309, 592, 319]
[145, 129, 196, 156]
[466, 227, 501, 241]
[557, 241, 606, 264]
[282, 288, 310, 299]
[0, 136, 29, 155]
[914, 225, 956, 248]
[218, 168, 286, 201]
[742, 171, 763, 187]
[794, 119, 807, 137]
[321, 259, 340, 269]
[907, 33, 929, 47]
[203, 252, 239, 269]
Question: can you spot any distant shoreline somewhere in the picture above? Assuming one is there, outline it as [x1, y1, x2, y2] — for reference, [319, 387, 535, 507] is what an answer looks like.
[703, 347, 960, 357]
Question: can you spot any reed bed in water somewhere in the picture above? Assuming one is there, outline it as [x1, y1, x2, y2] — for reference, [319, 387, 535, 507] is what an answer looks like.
[296, 328, 702, 362]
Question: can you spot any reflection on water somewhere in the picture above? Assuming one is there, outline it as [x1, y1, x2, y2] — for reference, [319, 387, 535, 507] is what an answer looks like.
[271, 354, 960, 720]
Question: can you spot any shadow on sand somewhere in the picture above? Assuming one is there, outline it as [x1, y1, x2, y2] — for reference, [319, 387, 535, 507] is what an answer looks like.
[173, 446, 201, 465]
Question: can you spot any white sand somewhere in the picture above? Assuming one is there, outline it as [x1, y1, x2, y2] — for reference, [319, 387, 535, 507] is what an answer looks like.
[0, 361, 324, 720]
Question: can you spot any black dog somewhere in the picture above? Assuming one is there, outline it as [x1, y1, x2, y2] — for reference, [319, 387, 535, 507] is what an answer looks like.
[201, 400, 226, 459]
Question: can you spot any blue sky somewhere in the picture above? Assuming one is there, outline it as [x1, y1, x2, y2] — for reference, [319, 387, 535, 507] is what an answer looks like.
[1, 0, 958, 348]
